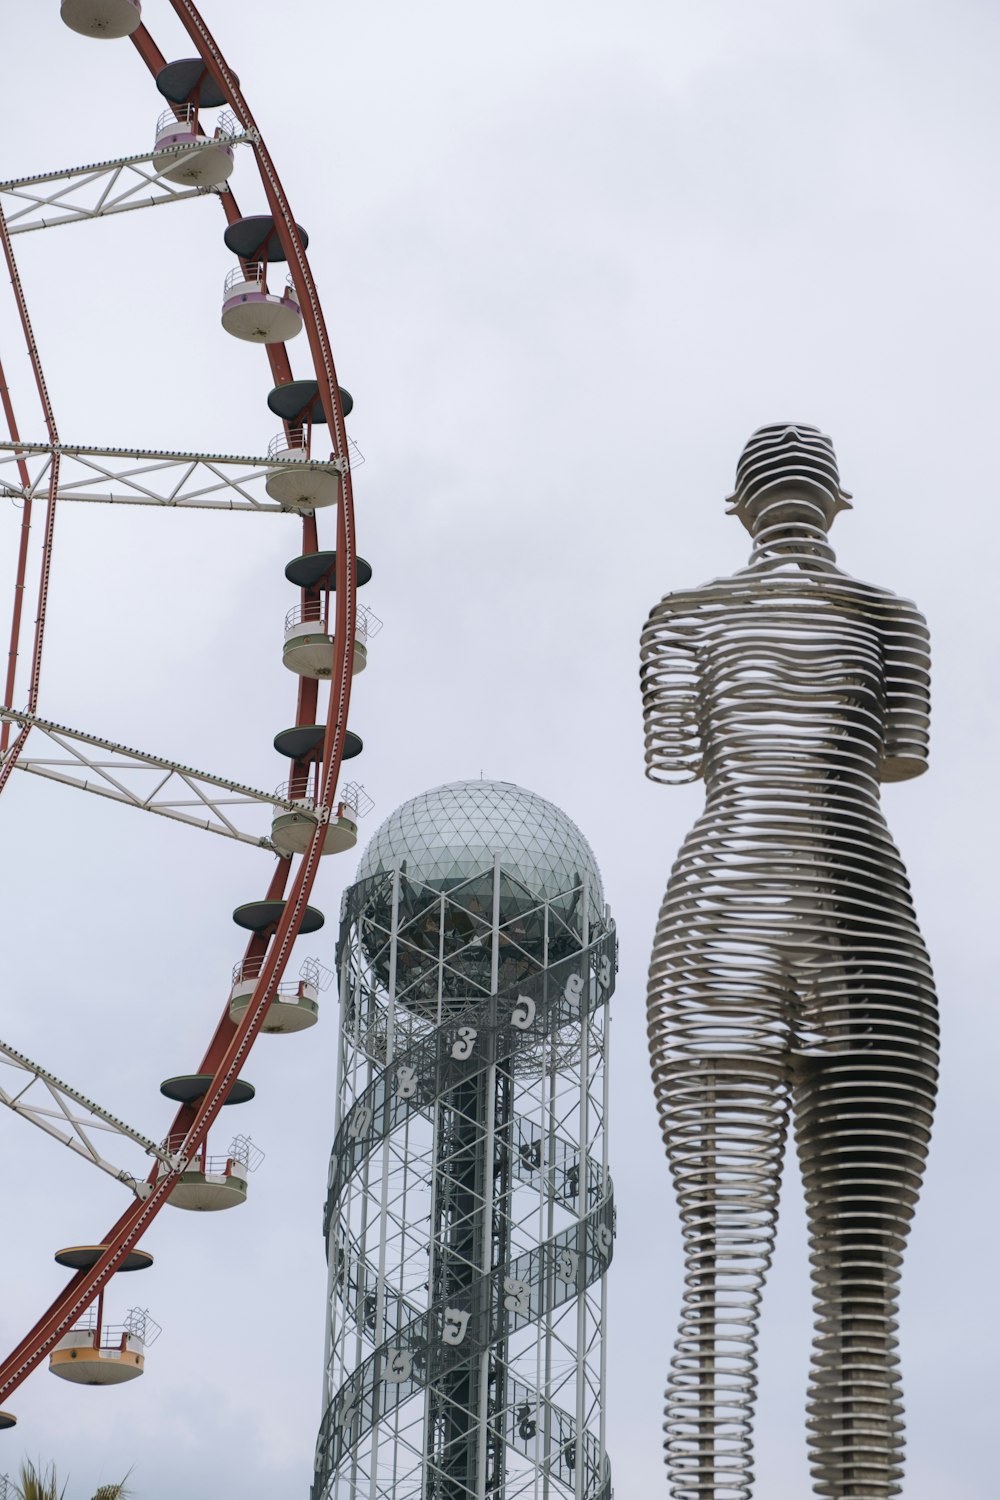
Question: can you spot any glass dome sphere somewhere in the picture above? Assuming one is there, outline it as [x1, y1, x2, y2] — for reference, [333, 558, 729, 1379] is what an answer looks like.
[356, 779, 604, 907]
[352, 781, 605, 1017]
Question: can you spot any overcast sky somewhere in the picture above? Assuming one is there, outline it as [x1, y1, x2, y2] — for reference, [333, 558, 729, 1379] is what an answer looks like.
[0, 2, 996, 1496]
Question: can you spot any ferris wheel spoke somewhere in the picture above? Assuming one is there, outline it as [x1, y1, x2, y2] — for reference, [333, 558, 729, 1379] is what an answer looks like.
[0, 138, 256, 236]
[0, 1038, 171, 1185]
[0, 708, 311, 848]
[0, 440, 343, 511]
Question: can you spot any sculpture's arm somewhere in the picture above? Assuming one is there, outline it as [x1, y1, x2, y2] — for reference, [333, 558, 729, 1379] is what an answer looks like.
[880, 597, 931, 782]
[640, 598, 703, 784]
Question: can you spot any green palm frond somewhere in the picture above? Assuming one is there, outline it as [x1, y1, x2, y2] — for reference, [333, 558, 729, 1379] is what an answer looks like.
[90, 1486, 130, 1500]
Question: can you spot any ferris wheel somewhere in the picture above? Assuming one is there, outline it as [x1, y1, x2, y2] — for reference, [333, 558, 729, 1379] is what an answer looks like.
[0, 0, 370, 1423]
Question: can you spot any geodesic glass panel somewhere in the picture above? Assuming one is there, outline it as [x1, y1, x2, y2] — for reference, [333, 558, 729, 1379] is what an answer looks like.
[355, 780, 605, 913]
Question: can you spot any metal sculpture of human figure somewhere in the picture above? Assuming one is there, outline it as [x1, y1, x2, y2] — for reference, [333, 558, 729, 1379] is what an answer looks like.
[640, 424, 938, 1499]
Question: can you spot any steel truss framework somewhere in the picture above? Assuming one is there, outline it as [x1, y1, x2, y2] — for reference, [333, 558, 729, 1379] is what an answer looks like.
[0, 708, 302, 848]
[0, 1038, 172, 1187]
[0, 136, 257, 235]
[0, 439, 362, 513]
[317, 865, 616, 1500]
[0, 2, 363, 1415]
[0, 978, 331, 1191]
[0, 440, 320, 513]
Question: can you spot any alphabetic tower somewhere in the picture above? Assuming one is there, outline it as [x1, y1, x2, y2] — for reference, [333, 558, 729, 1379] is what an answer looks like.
[314, 780, 616, 1500]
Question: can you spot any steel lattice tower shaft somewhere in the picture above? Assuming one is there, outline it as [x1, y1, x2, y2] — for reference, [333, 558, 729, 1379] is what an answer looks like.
[316, 781, 615, 1500]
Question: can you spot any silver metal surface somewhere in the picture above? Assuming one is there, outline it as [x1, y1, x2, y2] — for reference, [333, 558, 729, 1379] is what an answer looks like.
[640, 425, 938, 1498]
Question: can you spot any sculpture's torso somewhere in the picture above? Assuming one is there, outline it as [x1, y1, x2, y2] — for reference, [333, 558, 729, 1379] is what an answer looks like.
[642, 565, 935, 1053]
[699, 577, 889, 795]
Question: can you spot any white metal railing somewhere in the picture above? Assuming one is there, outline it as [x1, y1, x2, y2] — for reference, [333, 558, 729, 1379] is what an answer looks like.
[224, 262, 261, 293]
[227, 1133, 265, 1172]
[268, 780, 371, 820]
[156, 105, 196, 136]
[360, 604, 382, 637]
[230, 964, 317, 1001]
[158, 1150, 240, 1178]
[269, 780, 371, 828]
[272, 782, 320, 811]
[285, 598, 321, 631]
[283, 600, 382, 638]
[299, 956, 337, 992]
[160, 1133, 263, 1174]
[233, 954, 335, 991]
[284, 598, 330, 633]
[234, 952, 280, 986]
[270, 784, 359, 819]
[66, 1306, 161, 1350]
[223, 265, 298, 299]
[123, 1307, 162, 1346]
[266, 431, 364, 467]
[268, 427, 309, 461]
[156, 106, 239, 140]
[341, 781, 375, 818]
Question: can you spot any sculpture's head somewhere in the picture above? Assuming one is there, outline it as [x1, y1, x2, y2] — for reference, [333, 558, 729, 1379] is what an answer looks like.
[726, 423, 853, 534]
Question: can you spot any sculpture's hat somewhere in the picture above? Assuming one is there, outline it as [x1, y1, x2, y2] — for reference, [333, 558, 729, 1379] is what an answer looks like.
[726, 423, 852, 529]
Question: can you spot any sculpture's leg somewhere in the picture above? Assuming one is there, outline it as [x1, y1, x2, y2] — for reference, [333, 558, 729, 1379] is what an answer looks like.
[794, 974, 938, 1498]
[651, 1048, 790, 1500]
